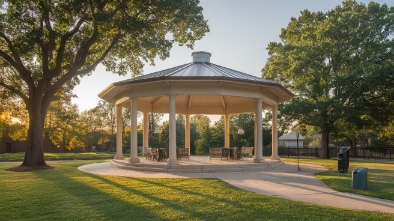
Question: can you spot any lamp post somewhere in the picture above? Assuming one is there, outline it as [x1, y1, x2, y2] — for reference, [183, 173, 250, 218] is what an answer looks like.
[295, 129, 301, 171]
[237, 128, 245, 160]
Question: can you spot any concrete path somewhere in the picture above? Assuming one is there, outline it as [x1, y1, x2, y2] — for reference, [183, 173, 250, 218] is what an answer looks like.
[78, 161, 394, 214]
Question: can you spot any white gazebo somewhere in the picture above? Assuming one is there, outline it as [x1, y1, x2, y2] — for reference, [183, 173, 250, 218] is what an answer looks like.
[98, 51, 293, 165]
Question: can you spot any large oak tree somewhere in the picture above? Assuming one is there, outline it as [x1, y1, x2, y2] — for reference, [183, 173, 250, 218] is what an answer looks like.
[0, 0, 209, 166]
[263, 0, 394, 158]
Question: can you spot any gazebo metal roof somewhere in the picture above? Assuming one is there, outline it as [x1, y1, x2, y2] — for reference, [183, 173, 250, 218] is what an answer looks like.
[113, 59, 275, 85]
[98, 51, 293, 114]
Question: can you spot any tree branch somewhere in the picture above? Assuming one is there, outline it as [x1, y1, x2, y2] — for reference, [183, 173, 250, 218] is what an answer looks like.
[44, 35, 120, 108]
[77, 35, 121, 75]
[0, 33, 35, 88]
[41, 0, 57, 72]
[52, 15, 87, 77]
[38, 11, 50, 76]
[0, 81, 29, 103]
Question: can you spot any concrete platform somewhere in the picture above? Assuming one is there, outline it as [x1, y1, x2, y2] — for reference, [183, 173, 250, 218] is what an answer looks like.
[111, 156, 283, 173]
[78, 158, 394, 214]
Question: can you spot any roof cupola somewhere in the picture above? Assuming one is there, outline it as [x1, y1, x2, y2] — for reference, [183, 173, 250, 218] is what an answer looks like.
[192, 51, 211, 63]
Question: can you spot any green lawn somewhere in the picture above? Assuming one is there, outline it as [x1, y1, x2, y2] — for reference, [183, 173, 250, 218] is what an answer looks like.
[1, 160, 393, 221]
[282, 158, 394, 201]
[0, 152, 120, 162]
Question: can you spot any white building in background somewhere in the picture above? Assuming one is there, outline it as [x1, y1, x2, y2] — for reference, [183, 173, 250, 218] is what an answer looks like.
[278, 131, 304, 148]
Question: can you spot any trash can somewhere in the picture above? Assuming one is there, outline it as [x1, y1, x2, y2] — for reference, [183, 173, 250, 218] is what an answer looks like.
[338, 146, 351, 173]
[352, 167, 368, 190]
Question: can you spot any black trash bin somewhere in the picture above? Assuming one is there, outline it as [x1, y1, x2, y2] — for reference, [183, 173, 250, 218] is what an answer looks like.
[338, 146, 351, 173]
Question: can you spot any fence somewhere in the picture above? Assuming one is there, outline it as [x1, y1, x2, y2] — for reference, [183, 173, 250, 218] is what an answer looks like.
[263, 146, 394, 161]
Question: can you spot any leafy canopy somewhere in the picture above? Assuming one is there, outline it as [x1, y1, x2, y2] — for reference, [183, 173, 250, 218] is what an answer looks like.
[263, 0, 394, 150]
[0, 0, 209, 105]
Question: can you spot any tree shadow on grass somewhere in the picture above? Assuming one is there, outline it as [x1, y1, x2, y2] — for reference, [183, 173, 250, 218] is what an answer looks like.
[86, 174, 223, 220]
[6, 164, 54, 172]
[31, 168, 162, 220]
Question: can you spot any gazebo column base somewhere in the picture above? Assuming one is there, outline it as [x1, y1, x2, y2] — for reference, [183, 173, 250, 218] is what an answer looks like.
[114, 155, 125, 160]
[167, 159, 179, 165]
[270, 156, 281, 161]
[253, 158, 265, 163]
[128, 158, 140, 164]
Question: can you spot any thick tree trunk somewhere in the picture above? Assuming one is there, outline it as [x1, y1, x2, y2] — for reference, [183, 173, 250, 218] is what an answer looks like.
[22, 98, 48, 166]
[320, 130, 330, 159]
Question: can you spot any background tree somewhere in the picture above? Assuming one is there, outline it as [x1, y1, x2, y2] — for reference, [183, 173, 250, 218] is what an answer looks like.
[0, 0, 208, 166]
[0, 95, 28, 141]
[46, 93, 79, 152]
[79, 108, 103, 149]
[148, 113, 164, 148]
[191, 115, 211, 155]
[230, 114, 255, 147]
[189, 120, 198, 155]
[210, 116, 224, 147]
[263, 0, 394, 158]
[94, 101, 117, 148]
[121, 108, 131, 150]
[160, 120, 169, 148]
[176, 114, 185, 148]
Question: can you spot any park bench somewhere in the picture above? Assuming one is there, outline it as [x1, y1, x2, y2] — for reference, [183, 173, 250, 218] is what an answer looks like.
[209, 147, 228, 160]
[241, 146, 253, 158]
[176, 148, 190, 160]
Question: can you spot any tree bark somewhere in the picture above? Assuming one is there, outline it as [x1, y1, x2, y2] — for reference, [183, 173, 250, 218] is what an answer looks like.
[320, 130, 330, 159]
[22, 97, 48, 166]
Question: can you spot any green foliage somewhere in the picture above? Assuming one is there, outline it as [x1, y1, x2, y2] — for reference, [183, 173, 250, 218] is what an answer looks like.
[0, 95, 28, 140]
[45, 92, 80, 151]
[230, 114, 255, 147]
[263, 0, 394, 156]
[176, 114, 185, 147]
[192, 115, 211, 155]
[0, 160, 393, 220]
[210, 116, 225, 147]
[0, 0, 209, 165]
[148, 113, 164, 148]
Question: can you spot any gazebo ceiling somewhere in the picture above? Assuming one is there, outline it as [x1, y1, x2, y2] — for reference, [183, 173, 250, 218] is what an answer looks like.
[98, 51, 294, 114]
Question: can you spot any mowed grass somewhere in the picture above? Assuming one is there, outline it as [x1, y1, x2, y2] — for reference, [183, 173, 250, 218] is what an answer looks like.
[0, 152, 119, 162]
[282, 158, 394, 200]
[1, 161, 393, 221]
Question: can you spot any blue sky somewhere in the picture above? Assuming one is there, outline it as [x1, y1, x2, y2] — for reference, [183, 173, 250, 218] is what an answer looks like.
[72, 0, 393, 112]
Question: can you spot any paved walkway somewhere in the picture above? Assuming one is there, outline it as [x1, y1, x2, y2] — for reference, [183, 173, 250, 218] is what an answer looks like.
[78, 161, 394, 214]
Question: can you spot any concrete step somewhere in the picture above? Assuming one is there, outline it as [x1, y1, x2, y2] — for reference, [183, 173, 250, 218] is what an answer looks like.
[112, 158, 283, 173]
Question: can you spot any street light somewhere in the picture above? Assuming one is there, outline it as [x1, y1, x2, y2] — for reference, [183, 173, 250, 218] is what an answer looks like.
[295, 129, 301, 171]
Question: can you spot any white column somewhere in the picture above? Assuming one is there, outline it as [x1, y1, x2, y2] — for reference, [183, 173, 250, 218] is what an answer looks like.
[129, 98, 140, 163]
[143, 112, 149, 155]
[270, 105, 280, 160]
[224, 114, 230, 147]
[115, 104, 124, 160]
[254, 98, 264, 163]
[185, 114, 191, 155]
[167, 95, 179, 165]
[254, 117, 257, 158]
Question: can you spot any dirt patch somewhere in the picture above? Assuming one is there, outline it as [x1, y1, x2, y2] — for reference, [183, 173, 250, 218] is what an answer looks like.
[6, 165, 54, 172]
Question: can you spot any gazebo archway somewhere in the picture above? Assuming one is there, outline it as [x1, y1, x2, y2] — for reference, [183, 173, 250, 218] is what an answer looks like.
[99, 52, 293, 165]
